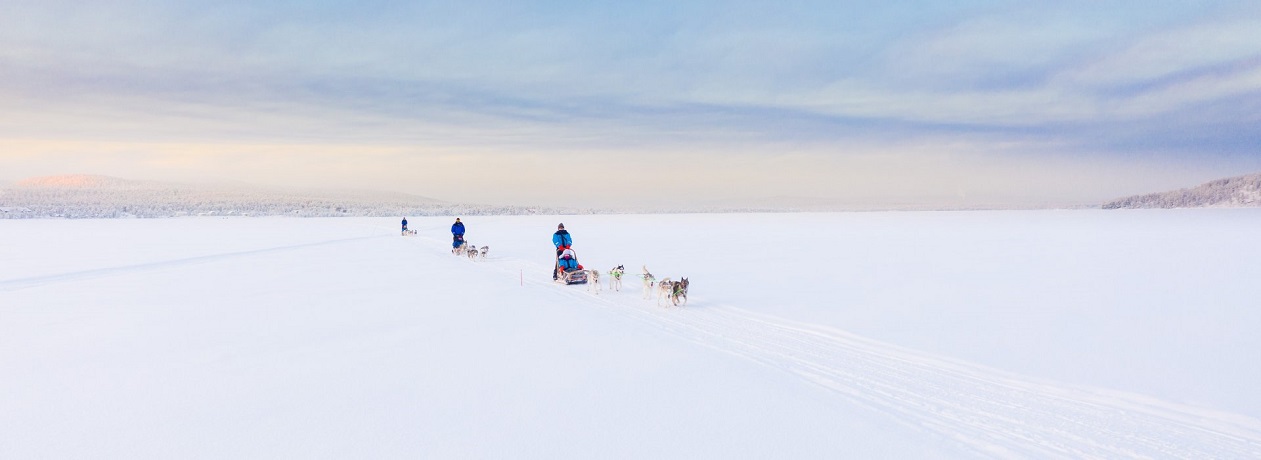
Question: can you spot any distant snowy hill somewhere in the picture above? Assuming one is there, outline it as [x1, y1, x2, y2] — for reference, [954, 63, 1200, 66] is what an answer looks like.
[0, 174, 569, 218]
[1103, 173, 1261, 209]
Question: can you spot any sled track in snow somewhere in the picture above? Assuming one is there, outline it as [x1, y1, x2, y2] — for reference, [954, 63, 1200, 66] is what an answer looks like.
[428, 238, 1261, 459]
[0, 235, 385, 292]
[655, 308, 1261, 458]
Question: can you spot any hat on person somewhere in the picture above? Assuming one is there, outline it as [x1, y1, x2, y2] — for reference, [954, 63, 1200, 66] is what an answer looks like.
[456, 218, 461, 222]
[558, 223, 564, 229]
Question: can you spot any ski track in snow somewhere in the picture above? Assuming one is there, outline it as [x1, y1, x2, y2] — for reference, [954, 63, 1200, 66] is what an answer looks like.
[0, 235, 385, 292]
[406, 233, 1261, 459]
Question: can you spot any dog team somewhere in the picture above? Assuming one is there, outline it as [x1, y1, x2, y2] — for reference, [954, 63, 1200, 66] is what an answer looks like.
[402, 216, 490, 259]
[414, 217, 689, 305]
[572, 263, 687, 306]
[455, 243, 489, 260]
[640, 265, 689, 307]
[450, 217, 489, 260]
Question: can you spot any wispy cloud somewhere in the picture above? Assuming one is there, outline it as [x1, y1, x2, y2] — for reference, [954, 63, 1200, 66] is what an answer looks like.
[2, 0, 1259, 206]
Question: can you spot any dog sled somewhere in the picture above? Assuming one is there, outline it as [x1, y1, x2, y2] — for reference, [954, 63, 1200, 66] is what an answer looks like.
[557, 267, 588, 284]
[555, 248, 588, 285]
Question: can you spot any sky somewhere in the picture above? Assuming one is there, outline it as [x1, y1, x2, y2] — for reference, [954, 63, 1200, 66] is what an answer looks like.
[1, 0, 1259, 208]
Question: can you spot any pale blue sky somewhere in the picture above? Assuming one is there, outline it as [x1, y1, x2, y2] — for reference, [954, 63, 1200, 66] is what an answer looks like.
[2, 1, 1259, 207]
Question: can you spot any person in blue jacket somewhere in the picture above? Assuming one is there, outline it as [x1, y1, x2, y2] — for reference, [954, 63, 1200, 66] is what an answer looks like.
[552, 223, 572, 250]
[552, 223, 571, 279]
[451, 218, 465, 249]
[401, 217, 408, 234]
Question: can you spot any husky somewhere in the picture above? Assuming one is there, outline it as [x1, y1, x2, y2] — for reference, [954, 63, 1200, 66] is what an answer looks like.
[608, 265, 625, 291]
[452, 242, 465, 256]
[656, 278, 675, 306]
[672, 277, 689, 306]
[641, 265, 656, 299]
[479, 246, 489, 259]
[467, 244, 479, 260]
[587, 269, 601, 294]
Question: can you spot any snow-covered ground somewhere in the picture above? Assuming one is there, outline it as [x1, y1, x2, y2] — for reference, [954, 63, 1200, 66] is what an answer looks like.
[3, 210, 1260, 458]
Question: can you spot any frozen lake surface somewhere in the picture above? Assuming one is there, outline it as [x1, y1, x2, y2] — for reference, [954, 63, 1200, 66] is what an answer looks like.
[3, 210, 1260, 458]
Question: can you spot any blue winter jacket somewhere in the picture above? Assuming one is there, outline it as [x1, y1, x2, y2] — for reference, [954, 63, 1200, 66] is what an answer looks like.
[451, 221, 465, 236]
[552, 230, 571, 248]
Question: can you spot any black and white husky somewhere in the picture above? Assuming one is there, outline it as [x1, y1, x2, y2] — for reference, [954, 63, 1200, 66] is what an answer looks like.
[479, 246, 489, 259]
[641, 265, 656, 299]
[466, 244, 479, 260]
[608, 265, 625, 291]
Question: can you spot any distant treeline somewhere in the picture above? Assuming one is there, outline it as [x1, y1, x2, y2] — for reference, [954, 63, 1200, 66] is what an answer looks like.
[0, 176, 573, 218]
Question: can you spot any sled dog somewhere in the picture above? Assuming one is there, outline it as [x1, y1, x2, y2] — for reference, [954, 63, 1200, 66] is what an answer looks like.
[609, 265, 625, 291]
[479, 246, 489, 259]
[587, 269, 601, 294]
[467, 244, 479, 260]
[672, 277, 689, 306]
[452, 242, 465, 256]
[656, 278, 675, 306]
[641, 265, 656, 299]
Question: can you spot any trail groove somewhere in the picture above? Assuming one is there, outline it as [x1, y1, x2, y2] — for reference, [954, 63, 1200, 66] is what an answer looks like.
[436, 237, 1261, 459]
[0, 235, 384, 292]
